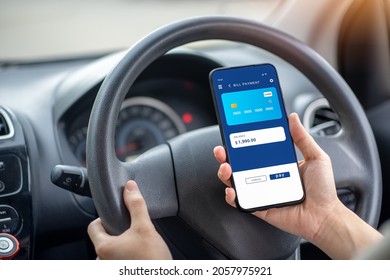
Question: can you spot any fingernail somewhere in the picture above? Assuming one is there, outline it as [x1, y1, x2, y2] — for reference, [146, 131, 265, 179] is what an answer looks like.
[125, 180, 137, 191]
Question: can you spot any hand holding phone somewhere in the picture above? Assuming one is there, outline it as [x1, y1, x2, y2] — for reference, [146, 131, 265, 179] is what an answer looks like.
[210, 64, 305, 211]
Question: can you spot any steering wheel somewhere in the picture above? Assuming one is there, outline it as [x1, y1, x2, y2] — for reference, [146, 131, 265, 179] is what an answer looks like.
[86, 16, 382, 259]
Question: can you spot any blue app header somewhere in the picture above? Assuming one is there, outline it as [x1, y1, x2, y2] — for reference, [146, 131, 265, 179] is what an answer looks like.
[221, 87, 282, 126]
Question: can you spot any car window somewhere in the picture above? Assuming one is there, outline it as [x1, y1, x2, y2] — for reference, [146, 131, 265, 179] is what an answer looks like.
[0, 0, 284, 62]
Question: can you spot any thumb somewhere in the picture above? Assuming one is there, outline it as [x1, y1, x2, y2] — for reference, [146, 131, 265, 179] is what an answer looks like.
[289, 113, 327, 160]
[123, 180, 153, 229]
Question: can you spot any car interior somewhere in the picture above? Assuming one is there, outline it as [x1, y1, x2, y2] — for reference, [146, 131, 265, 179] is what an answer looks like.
[0, 0, 389, 260]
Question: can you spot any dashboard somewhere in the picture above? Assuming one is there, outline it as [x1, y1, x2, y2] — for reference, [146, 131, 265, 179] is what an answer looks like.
[60, 54, 219, 166]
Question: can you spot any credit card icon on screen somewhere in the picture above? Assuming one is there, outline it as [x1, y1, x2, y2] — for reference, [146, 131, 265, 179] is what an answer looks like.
[221, 87, 282, 126]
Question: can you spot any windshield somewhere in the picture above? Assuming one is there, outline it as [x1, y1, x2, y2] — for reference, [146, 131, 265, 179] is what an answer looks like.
[1, 0, 285, 62]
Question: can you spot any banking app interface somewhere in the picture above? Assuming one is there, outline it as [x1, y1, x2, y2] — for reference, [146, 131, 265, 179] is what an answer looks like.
[211, 64, 304, 210]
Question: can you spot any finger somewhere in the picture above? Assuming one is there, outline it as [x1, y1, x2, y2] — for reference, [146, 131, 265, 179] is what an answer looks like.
[87, 218, 111, 246]
[225, 187, 237, 208]
[213, 145, 227, 164]
[289, 113, 327, 160]
[123, 180, 153, 229]
[218, 162, 232, 187]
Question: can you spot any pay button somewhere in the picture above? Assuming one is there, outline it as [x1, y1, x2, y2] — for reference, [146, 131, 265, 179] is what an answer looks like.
[270, 172, 290, 180]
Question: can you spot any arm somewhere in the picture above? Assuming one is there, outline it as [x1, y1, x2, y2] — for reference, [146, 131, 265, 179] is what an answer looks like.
[314, 202, 383, 259]
[88, 180, 172, 260]
[214, 113, 382, 259]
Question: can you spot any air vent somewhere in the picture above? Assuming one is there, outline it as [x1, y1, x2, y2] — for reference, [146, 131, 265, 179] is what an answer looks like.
[0, 108, 15, 140]
[303, 98, 341, 136]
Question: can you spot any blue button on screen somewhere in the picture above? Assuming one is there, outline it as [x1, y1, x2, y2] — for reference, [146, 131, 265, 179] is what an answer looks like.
[270, 172, 290, 180]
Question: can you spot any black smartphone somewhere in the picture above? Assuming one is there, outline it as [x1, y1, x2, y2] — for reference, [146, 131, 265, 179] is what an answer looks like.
[210, 63, 305, 211]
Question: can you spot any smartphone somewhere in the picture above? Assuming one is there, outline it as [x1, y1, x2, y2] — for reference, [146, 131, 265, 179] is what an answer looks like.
[210, 64, 305, 211]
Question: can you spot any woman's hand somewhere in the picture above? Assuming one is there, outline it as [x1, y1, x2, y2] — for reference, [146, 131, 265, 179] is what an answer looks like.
[214, 113, 382, 259]
[88, 180, 172, 260]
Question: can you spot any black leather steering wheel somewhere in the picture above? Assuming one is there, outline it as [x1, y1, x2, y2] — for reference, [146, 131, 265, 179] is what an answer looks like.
[86, 16, 382, 259]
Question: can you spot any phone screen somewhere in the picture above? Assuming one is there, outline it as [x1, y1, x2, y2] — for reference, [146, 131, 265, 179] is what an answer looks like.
[210, 64, 305, 211]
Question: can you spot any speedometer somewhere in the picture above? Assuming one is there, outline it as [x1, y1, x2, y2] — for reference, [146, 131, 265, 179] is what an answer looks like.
[115, 97, 186, 162]
[68, 97, 186, 165]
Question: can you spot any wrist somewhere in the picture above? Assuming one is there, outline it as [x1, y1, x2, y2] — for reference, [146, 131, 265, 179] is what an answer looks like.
[303, 199, 341, 244]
